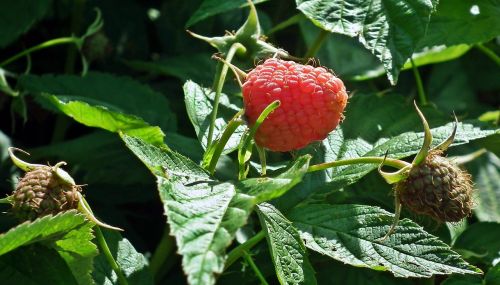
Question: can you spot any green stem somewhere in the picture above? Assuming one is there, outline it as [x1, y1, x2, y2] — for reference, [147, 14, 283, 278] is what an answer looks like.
[225, 230, 266, 270]
[94, 227, 129, 285]
[476, 43, 500, 66]
[65, 0, 86, 74]
[256, 145, 266, 176]
[149, 227, 176, 283]
[267, 14, 304, 35]
[307, 156, 410, 173]
[207, 110, 245, 174]
[207, 43, 246, 149]
[0, 37, 81, 68]
[304, 29, 329, 59]
[243, 250, 269, 285]
[0, 196, 12, 204]
[410, 58, 428, 106]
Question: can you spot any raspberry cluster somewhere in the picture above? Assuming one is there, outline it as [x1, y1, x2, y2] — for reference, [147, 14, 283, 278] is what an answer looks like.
[242, 58, 348, 152]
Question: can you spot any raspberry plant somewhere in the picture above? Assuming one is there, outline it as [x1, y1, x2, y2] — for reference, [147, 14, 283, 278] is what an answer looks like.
[0, 1, 499, 285]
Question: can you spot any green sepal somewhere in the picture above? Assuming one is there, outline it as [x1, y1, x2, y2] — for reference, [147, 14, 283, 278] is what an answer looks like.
[188, 0, 287, 61]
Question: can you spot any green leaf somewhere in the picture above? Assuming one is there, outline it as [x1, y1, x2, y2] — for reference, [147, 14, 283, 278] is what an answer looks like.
[0, 211, 88, 256]
[353, 44, 472, 81]
[0, 245, 79, 285]
[0, 0, 52, 48]
[237, 155, 311, 203]
[300, 20, 381, 79]
[93, 230, 154, 285]
[18, 72, 176, 132]
[296, 0, 437, 84]
[121, 134, 255, 285]
[419, 0, 500, 48]
[454, 222, 500, 266]
[485, 264, 500, 285]
[0, 211, 97, 285]
[277, 94, 498, 209]
[186, 0, 268, 27]
[257, 203, 317, 285]
[288, 204, 481, 278]
[41, 94, 165, 145]
[51, 221, 97, 285]
[184, 80, 244, 154]
[471, 153, 500, 223]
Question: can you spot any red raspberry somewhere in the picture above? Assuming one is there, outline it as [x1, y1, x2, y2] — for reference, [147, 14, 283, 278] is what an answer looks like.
[242, 58, 348, 152]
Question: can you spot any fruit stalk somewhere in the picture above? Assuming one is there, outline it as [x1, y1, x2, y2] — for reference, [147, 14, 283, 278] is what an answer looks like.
[411, 58, 428, 105]
[307, 156, 411, 173]
[0, 37, 82, 68]
[94, 226, 129, 285]
[207, 42, 247, 149]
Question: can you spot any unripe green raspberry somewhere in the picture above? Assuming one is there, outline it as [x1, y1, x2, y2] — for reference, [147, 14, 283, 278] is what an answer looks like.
[396, 151, 474, 222]
[12, 166, 81, 220]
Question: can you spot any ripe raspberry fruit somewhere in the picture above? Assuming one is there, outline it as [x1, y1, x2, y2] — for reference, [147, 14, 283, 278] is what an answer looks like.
[12, 166, 81, 220]
[396, 150, 474, 222]
[242, 58, 348, 152]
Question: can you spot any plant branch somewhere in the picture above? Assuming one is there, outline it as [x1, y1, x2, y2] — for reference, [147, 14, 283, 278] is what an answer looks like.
[307, 156, 411, 173]
[94, 226, 129, 285]
[207, 42, 246, 149]
[243, 250, 269, 285]
[267, 14, 304, 35]
[225, 230, 266, 270]
[0, 37, 81, 68]
[304, 29, 329, 59]
[149, 227, 176, 283]
[476, 43, 500, 66]
[410, 58, 428, 106]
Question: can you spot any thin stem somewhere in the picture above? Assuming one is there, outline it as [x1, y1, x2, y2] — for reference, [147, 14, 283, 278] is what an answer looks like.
[94, 227, 129, 285]
[267, 14, 304, 35]
[207, 43, 246, 148]
[243, 250, 269, 285]
[411, 58, 428, 106]
[476, 43, 500, 66]
[65, 0, 86, 74]
[307, 156, 411, 173]
[207, 110, 245, 174]
[149, 227, 176, 283]
[0, 37, 81, 68]
[256, 145, 266, 176]
[0, 196, 12, 204]
[304, 29, 329, 59]
[225, 230, 266, 270]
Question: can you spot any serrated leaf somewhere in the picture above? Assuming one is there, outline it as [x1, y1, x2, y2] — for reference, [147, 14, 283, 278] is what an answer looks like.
[93, 230, 153, 285]
[51, 221, 97, 285]
[40, 94, 165, 145]
[186, 0, 267, 27]
[296, 0, 437, 84]
[289, 204, 481, 278]
[184, 80, 244, 154]
[353, 44, 472, 81]
[419, 0, 500, 48]
[0, 211, 97, 285]
[0, 245, 79, 285]
[121, 134, 254, 285]
[257, 203, 317, 285]
[278, 94, 497, 209]
[0, 211, 88, 256]
[471, 153, 500, 223]
[18, 72, 176, 132]
[0, 0, 52, 48]
[454, 222, 500, 266]
[237, 155, 311, 203]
